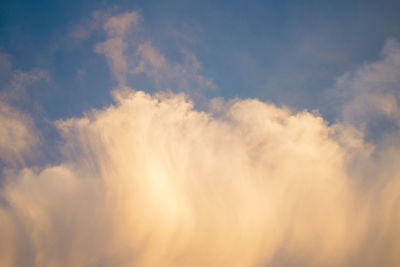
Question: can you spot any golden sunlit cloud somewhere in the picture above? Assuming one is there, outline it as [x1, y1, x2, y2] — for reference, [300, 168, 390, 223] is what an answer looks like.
[0, 88, 399, 266]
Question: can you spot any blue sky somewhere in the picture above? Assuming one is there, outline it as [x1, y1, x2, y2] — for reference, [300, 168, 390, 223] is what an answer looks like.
[2, 0, 400, 119]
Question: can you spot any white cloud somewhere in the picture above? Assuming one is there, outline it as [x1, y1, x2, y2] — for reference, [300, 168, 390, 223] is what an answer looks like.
[95, 11, 215, 94]
[0, 66, 46, 167]
[96, 37, 130, 84]
[0, 86, 399, 266]
[2, 69, 49, 103]
[103, 11, 140, 38]
[0, 102, 39, 165]
[95, 11, 140, 85]
[330, 38, 400, 137]
[132, 43, 216, 93]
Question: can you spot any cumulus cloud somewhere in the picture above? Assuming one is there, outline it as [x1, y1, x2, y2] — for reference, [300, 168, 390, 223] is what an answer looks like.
[1, 16, 400, 267]
[0, 84, 399, 266]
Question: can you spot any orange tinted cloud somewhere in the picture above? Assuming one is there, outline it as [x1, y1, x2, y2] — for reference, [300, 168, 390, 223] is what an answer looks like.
[0, 89, 399, 266]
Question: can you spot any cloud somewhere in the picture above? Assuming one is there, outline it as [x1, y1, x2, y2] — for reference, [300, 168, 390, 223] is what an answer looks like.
[329, 38, 400, 140]
[0, 61, 46, 167]
[132, 43, 216, 93]
[95, 11, 215, 94]
[96, 37, 130, 84]
[95, 11, 141, 85]
[1, 69, 49, 104]
[103, 11, 140, 38]
[0, 84, 399, 266]
[0, 102, 39, 165]
[68, 11, 105, 40]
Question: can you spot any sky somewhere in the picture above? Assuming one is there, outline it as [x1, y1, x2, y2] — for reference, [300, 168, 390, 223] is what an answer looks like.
[1, 1, 400, 266]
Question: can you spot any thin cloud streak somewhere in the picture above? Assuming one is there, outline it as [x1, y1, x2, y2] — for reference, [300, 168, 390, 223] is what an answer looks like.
[95, 11, 215, 94]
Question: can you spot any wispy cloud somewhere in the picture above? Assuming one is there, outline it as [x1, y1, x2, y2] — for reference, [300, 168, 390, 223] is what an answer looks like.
[329, 38, 400, 140]
[95, 11, 215, 94]
[0, 103, 39, 165]
[68, 11, 105, 41]
[95, 11, 141, 85]
[0, 56, 47, 167]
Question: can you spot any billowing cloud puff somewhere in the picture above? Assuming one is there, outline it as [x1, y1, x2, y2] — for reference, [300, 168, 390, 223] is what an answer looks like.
[0, 87, 399, 266]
